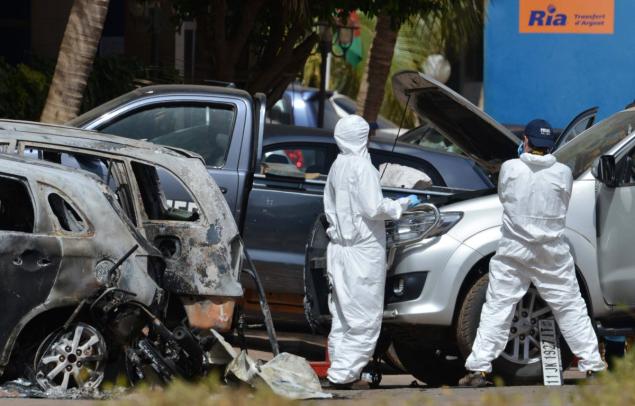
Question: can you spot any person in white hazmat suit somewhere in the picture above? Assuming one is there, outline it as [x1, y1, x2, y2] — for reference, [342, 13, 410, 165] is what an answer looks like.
[323, 115, 420, 388]
[459, 119, 606, 387]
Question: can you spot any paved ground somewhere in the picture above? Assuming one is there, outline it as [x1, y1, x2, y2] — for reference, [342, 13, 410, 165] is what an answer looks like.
[0, 383, 586, 406]
[319, 384, 581, 405]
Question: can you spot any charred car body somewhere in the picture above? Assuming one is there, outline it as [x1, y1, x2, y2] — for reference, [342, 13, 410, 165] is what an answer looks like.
[0, 121, 261, 389]
[0, 154, 164, 391]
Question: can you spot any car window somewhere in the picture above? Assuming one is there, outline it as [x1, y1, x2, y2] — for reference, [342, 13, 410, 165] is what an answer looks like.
[21, 146, 138, 226]
[332, 95, 397, 129]
[401, 122, 464, 155]
[268, 97, 293, 125]
[370, 151, 445, 187]
[262, 144, 333, 180]
[48, 193, 87, 233]
[99, 103, 236, 168]
[555, 111, 635, 178]
[309, 99, 340, 130]
[131, 161, 200, 222]
[558, 117, 594, 148]
[0, 175, 34, 233]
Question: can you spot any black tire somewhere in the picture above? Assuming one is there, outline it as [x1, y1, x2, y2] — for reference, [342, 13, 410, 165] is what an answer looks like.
[393, 339, 465, 387]
[456, 273, 573, 384]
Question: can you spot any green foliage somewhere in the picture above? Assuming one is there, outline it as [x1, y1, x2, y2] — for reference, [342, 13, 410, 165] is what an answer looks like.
[0, 59, 51, 121]
[302, 0, 481, 127]
[0, 57, 182, 121]
[107, 375, 298, 406]
[574, 350, 635, 405]
[81, 57, 182, 113]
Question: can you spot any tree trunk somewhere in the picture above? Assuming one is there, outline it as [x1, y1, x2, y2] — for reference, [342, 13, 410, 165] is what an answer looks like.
[40, 0, 110, 123]
[356, 13, 399, 126]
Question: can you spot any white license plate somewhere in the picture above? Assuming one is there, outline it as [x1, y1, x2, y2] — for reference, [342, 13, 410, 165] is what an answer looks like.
[539, 319, 562, 386]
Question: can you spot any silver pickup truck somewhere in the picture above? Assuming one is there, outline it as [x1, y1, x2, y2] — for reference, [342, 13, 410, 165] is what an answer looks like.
[306, 71, 618, 387]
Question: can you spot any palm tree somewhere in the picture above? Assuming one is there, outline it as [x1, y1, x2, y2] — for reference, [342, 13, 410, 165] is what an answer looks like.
[356, 1, 482, 126]
[40, 0, 110, 123]
[355, 13, 397, 128]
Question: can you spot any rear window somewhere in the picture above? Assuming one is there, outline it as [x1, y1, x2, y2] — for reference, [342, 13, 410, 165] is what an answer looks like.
[131, 161, 200, 222]
[48, 193, 87, 233]
[99, 103, 236, 167]
[0, 176, 34, 233]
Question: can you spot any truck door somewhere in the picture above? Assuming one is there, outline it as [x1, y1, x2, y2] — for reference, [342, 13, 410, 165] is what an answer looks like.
[596, 139, 635, 306]
[242, 143, 336, 296]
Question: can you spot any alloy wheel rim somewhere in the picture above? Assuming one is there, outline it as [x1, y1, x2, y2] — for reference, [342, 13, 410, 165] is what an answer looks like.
[35, 322, 107, 391]
[500, 288, 553, 365]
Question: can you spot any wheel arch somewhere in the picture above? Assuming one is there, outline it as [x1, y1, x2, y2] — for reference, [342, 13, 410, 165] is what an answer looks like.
[451, 253, 593, 326]
[1, 302, 80, 377]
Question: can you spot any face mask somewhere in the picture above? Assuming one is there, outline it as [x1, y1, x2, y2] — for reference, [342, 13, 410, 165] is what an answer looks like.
[517, 142, 524, 157]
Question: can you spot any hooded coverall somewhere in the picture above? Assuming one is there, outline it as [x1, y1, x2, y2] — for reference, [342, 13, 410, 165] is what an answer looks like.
[465, 153, 605, 373]
[323, 115, 410, 384]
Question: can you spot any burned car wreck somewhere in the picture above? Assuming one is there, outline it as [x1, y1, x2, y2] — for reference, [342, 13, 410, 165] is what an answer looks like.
[0, 154, 165, 391]
[0, 120, 244, 328]
[0, 121, 279, 392]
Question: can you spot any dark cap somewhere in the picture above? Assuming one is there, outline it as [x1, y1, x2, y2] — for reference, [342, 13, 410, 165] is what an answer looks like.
[524, 119, 555, 150]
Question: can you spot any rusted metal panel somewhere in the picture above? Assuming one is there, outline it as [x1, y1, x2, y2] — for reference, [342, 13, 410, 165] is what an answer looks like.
[181, 296, 235, 332]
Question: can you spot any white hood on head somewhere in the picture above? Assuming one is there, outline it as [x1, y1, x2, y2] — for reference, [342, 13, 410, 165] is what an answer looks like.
[520, 153, 557, 167]
[334, 115, 370, 158]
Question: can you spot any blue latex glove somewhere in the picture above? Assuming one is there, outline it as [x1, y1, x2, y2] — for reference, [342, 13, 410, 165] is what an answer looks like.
[517, 141, 524, 157]
[406, 194, 421, 209]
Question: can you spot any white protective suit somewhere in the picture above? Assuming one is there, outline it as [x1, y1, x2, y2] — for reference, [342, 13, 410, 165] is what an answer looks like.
[323, 115, 411, 384]
[465, 153, 605, 373]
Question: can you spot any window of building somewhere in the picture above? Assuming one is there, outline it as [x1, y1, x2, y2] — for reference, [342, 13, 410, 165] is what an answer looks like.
[0, 176, 34, 233]
[100, 103, 236, 168]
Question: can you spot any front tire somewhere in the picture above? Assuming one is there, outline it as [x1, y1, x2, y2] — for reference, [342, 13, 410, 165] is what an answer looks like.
[456, 273, 573, 384]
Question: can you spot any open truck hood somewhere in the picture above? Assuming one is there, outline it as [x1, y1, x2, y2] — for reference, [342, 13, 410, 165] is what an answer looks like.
[392, 71, 518, 174]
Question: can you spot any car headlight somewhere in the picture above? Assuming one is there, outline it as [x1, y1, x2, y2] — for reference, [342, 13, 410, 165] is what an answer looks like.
[386, 210, 463, 246]
[427, 211, 463, 237]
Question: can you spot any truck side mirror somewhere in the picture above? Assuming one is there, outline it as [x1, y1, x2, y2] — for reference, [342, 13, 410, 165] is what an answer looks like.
[594, 155, 617, 187]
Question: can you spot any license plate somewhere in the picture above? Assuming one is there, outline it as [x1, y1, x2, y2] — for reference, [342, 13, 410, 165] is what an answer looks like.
[539, 319, 562, 386]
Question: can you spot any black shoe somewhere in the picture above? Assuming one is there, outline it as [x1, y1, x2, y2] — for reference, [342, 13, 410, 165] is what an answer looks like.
[585, 370, 604, 382]
[458, 371, 492, 388]
[320, 378, 353, 390]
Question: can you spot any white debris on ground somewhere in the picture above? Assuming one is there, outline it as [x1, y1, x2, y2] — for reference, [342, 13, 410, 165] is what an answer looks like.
[211, 330, 332, 400]
[0, 378, 128, 399]
[379, 163, 432, 189]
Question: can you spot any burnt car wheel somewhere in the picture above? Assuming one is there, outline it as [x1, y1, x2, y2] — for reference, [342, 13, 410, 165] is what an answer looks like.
[34, 322, 108, 391]
[456, 273, 573, 384]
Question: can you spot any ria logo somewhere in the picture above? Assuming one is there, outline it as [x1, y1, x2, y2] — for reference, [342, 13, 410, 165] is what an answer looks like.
[529, 4, 567, 26]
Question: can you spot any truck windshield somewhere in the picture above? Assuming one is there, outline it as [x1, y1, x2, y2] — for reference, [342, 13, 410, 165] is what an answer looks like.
[67, 91, 140, 127]
[554, 110, 635, 178]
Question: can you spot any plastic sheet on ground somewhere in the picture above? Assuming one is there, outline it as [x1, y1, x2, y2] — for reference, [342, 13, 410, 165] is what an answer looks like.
[211, 330, 331, 399]
[379, 163, 432, 189]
